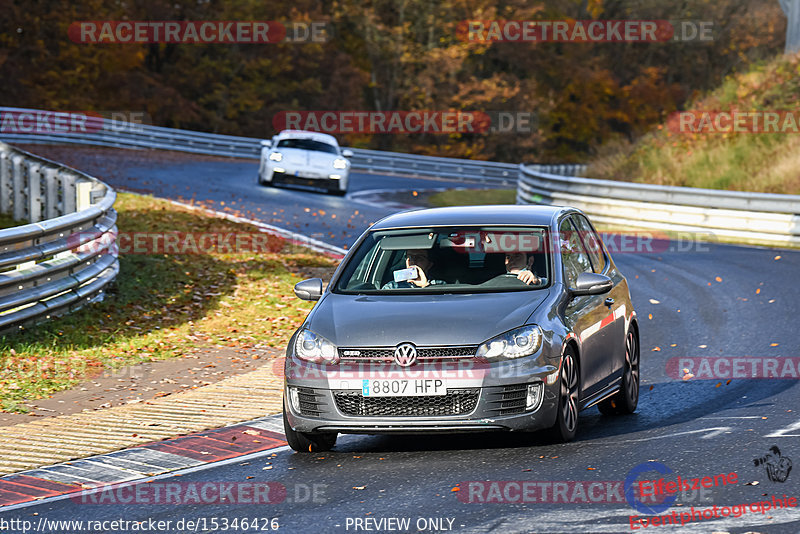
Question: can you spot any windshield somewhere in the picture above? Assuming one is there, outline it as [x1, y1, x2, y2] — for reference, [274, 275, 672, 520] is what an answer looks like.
[334, 226, 551, 294]
[276, 138, 339, 154]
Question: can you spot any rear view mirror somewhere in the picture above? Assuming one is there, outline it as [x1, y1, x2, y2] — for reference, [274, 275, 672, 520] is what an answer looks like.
[260, 139, 272, 148]
[341, 149, 354, 158]
[571, 272, 612, 296]
[294, 278, 323, 301]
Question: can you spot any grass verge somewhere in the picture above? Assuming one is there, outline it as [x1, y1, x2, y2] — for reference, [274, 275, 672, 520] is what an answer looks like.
[0, 213, 22, 230]
[0, 193, 337, 411]
[586, 52, 800, 194]
[427, 188, 517, 207]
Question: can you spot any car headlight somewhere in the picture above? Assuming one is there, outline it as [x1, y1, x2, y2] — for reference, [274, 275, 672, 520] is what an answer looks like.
[269, 152, 283, 162]
[476, 325, 543, 360]
[333, 158, 348, 169]
[295, 329, 338, 364]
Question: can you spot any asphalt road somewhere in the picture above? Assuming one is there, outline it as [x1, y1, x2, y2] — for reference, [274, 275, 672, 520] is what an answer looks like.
[2, 149, 799, 533]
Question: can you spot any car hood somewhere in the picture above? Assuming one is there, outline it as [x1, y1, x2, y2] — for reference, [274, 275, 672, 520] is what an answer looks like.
[305, 289, 552, 347]
[278, 148, 342, 168]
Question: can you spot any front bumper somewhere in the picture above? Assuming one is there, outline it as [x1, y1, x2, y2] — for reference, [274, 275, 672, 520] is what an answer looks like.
[264, 163, 348, 190]
[283, 368, 560, 434]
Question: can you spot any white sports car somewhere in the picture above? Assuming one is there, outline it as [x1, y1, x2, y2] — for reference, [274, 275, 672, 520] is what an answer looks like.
[258, 130, 353, 195]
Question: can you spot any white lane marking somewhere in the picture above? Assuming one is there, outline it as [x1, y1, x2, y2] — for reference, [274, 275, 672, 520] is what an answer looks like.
[701, 416, 762, 419]
[101, 448, 204, 470]
[623, 427, 733, 442]
[163, 198, 346, 256]
[765, 419, 800, 438]
[247, 418, 285, 434]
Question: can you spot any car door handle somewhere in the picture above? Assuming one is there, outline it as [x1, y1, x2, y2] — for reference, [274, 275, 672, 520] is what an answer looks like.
[604, 298, 614, 307]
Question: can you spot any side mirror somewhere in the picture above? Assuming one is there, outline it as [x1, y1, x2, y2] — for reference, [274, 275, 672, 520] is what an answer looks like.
[294, 278, 323, 301]
[260, 139, 272, 148]
[571, 272, 612, 297]
[341, 149, 354, 158]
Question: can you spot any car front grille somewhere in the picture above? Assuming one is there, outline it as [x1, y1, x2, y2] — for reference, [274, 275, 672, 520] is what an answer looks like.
[337, 346, 477, 362]
[333, 389, 479, 417]
[485, 384, 528, 415]
[296, 387, 325, 417]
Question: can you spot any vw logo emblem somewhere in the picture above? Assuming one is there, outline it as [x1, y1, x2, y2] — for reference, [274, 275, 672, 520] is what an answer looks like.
[394, 343, 418, 367]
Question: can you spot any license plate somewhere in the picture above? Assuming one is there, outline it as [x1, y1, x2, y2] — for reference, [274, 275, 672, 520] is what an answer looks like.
[362, 379, 446, 397]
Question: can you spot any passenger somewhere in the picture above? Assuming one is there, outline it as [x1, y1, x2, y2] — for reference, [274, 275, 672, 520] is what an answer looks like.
[383, 249, 447, 289]
[506, 252, 540, 285]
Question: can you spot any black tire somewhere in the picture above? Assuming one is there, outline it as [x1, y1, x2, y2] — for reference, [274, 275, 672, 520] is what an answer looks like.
[546, 345, 579, 443]
[328, 188, 347, 196]
[598, 328, 640, 415]
[258, 173, 275, 187]
[283, 408, 337, 452]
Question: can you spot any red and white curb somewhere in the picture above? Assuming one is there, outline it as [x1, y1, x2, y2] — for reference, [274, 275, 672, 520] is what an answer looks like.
[0, 415, 286, 510]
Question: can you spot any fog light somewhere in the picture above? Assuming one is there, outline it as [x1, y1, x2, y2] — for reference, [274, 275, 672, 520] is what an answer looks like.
[526, 382, 544, 411]
[329, 174, 342, 179]
[273, 167, 285, 173]
[288, 386, 300, 411]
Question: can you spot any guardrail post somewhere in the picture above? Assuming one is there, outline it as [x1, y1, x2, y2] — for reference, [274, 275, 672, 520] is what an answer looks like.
[11, 155, 26, 222]
[43, 167, 60, 219]
[60, 170, 77, 213]
[76, 181, 92, 211]
[0, 148, 11, 216]
[27, 162, 42, 223]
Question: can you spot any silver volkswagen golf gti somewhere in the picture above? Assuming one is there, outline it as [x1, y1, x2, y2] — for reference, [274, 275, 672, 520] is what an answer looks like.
[283, 205, 640, 452]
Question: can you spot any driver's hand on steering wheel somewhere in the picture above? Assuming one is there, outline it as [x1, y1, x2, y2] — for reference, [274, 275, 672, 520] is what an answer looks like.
[516, 270, 539, 285]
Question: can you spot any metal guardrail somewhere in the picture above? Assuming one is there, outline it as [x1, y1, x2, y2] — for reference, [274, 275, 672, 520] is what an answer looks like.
[0, 107, 583, 185]
[518, 165, 800, 247]
[8, 107, 797, 246]
[0, 141, 118, 334]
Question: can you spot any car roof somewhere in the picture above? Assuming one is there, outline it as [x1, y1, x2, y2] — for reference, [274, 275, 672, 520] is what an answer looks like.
[275, 130, 339, 145]
[370, 205, 578, 230]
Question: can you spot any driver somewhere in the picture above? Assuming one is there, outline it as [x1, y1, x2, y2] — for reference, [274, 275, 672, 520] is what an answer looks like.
[383, 249, 446, 289]
[505, 252, 540, 285]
